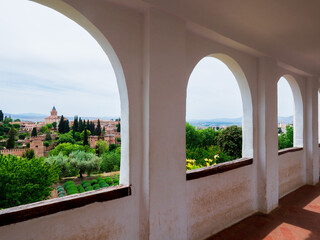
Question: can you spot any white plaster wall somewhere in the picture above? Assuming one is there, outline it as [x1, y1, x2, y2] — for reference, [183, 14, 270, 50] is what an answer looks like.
[0, 1, 144, 240]
[1, 197, 135, 240]
[0, 1, 319, 239]
[278, 151, 305, 198]
[186, 165, 256, 240]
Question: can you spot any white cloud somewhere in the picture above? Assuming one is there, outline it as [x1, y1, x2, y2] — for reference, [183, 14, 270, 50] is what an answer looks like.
[0, 0, 120, 117]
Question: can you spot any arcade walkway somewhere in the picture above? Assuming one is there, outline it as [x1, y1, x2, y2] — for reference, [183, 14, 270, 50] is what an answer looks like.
[210, 183, 320, 240]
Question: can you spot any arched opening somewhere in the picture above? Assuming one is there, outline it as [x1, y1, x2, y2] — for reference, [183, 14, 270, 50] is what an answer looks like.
[277, 75, 303, 149]
[186, 54, 253, 170]
[0, 0, 129, 209]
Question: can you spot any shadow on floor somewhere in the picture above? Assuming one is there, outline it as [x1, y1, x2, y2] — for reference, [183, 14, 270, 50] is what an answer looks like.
[208, 183, 320, 240]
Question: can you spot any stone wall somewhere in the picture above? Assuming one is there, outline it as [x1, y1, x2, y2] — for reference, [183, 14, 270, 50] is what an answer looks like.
[0, 148, 26, 157]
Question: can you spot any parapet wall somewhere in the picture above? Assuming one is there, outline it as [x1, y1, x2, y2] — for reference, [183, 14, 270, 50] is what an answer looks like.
[0, 148, 26, 157]
[279, 149, 305, 198]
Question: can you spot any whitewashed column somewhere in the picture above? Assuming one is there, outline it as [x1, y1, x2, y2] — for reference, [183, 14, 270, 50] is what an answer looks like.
[257, 57, 279, 213]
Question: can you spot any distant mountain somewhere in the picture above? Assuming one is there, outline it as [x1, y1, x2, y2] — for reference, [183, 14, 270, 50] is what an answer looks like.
[3, 112, 119, 122]
[188, 117, 242, 127]
[188, 116, 293, 127]
[278, 116, 293, 124]
[4, 113, 48, 122]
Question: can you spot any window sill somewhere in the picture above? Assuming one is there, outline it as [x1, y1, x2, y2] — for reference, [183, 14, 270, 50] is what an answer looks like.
[278, 147, 303, 156]
[0, 185, 131, 227]
[186, 158, 253, 181]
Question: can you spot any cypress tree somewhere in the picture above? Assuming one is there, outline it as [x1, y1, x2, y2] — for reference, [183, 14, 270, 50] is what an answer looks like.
[116, 123, 121, 132]
[64, 119, 70, 133]
[0, 110, 3, 121]
[58, 115, 65, 133]
[6, 127, 16, 149]
[73, 116, 79, 132]
[96, 119, 102, 136]
[83, 128, 89, 146]
[90, 121, 95, 135]
[31, 127, 37, 137]
[86, 121, 90, 133]
[79, 118, 83, 133]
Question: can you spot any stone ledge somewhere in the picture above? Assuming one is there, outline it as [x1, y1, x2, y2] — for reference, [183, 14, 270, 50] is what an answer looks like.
[278, 147, 303, 156]
[186, 158, 253, 181]
[0, 185, 131, 227]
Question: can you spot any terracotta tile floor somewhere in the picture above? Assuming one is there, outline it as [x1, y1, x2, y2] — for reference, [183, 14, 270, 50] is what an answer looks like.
[208, 183, 320, 240]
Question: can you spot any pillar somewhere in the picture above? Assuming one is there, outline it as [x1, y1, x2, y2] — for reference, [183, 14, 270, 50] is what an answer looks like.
[305, 77, 319, 185]
[257, 57, 279, 213]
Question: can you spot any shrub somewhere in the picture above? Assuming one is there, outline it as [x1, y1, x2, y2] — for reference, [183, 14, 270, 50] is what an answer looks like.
[85, 186, 94, 191]
[63, 181, 76, 188]
[99, 182, 108, 188]
[104, 177, 113, 185]
[0, 154, 60, 208]
[90, 179, 98, 185]
[77, 185, 85, 193]
[93, 184, 101, 190]
[81, 180, 89, 185]
[82, 182, 91, 188]
[113, 178, 119, 184]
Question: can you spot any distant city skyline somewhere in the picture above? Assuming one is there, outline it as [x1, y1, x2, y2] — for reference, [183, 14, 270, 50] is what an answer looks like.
[0, 0, 294, 119]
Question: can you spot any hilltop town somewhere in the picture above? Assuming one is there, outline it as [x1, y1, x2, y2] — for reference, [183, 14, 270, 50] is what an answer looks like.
[0, 107, 120, 157]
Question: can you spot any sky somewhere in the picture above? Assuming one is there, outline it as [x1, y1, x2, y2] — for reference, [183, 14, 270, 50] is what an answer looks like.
[0, 0, 120, 118]
[0, 0, 294, 120]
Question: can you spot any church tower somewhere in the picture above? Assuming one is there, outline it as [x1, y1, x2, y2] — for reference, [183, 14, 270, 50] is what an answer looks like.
[51, 106, 57, 116]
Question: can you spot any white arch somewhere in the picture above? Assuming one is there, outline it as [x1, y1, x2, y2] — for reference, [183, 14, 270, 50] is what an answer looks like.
[280, 74, 303, 147]
[31, 0, 130, 184]
[187, 53, 253, 158]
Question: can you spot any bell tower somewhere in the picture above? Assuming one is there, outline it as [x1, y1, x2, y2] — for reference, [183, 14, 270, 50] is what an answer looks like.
[51, 106, 57, 116]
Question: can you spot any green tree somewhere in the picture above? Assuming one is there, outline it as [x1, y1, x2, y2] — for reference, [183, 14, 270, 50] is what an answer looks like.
[0, 110, 3, 121]
[52, 121, 57, 130]
[49, 143, 94, 156]
[79, 118, 84, 133]
[73, 116, 79, 133]
[6, 127, 17, 149]
[57, 132, 76, 144]
[69, 150, 100, 178]
[109, 143, 117, 151]
[43, 141, 50, 147]
[83, 128, 89, 146]
[278, 125, 293, 150]
[46, 153, 77, 179]
[45, 132, 52, 141]
[96, 119, 102, 136]
[186, 123, 202, 148]
[18, 133, 28, 140]
[4, 116, 12, 124]
[217, 125, 242, 159]
[100, 151, 121, 172]
[39, 125, 49, 134]
[58, 115, 65, 133]
[116, 123, 121, 132]
[0, 154, 60, 209]
[22, 149, 35, 160]
[13, 123, 20, 129]
[95, 139, 109, 156]
[31, 127, 37, 137]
